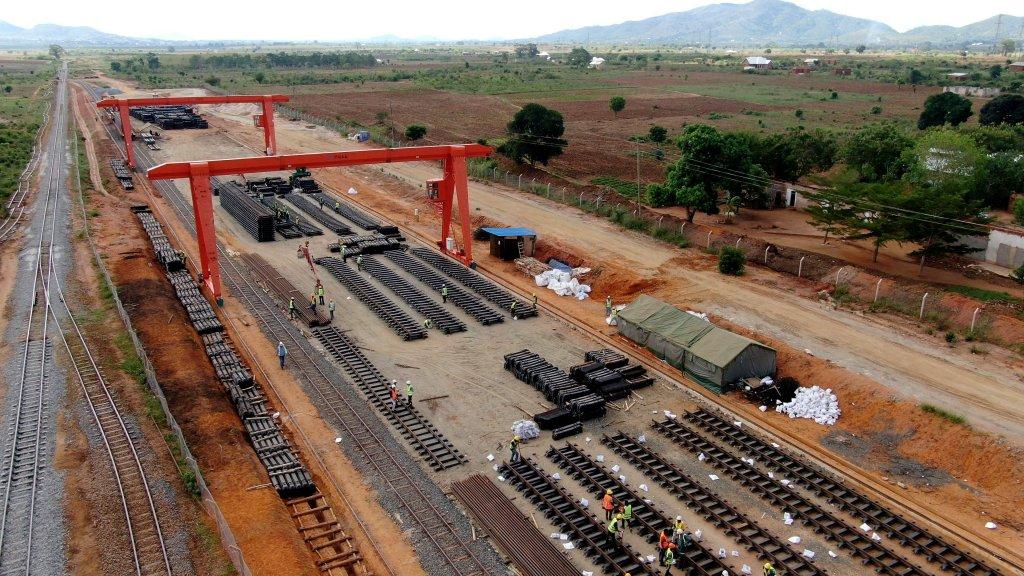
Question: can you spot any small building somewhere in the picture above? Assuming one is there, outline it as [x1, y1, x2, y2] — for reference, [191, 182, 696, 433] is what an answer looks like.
[944, 85, 1001, 98]
[833, 67, 852, 76]
[588, 57, 606, 69]
[803, 58, 820, 67]
[1009, 61, 1024, 72]
[946, 72, 970, 80]
[744, 56, 772, 70]
[792, 67, 811, 75]
[477, 227, 537, 260]
[616, 295, 776, 393]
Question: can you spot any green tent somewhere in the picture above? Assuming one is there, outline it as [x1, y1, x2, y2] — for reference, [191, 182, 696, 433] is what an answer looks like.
[617, 295, 776, 393]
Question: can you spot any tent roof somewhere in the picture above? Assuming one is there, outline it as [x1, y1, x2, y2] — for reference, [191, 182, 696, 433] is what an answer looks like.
[687, 326, 770, 367]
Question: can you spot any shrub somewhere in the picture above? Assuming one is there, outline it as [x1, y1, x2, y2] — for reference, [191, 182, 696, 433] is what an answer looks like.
[718, 246, 745, 275]
[921, 403, 967, 425]
[1013, 198, 1024, 226]
[944, 331, 957, 344]
[870, 106, 883, 115]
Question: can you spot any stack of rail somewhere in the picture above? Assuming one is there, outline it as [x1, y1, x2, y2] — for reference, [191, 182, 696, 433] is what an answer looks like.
[361, 255, 466, 334]
[339, 233, 404, 256]
[258, 194, 323, 238]
[601, 432, 823, 576]
[411, 247, 536, 318]
[500, 458, 658, 576]
[451, 474, 579, 576]
[134, 206, 315, 498]
[385, 250, 504, 325]
[281, 193, 353, 235]
[504, 349, 604, 436]
[133, 206, 183, 273]
[240, 253, 330, 327]
[109, 158, 134, 189]
[316, 256, 427, 340]
[312, 325, 467, 470]
[218, 181, 276, 242]
[129, 105, 208, 129]
[547, 442, 742, 576]
[246, 176, 291, 196]
[568, 349, 655, 401]
[313, 191, 382, 230]
[290, 171, 321, 193]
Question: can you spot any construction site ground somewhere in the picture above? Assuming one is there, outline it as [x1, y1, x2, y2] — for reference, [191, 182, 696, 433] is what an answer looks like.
[77, 79, 1023, 575]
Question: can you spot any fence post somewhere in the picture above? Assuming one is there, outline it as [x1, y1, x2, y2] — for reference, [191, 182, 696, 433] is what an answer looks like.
[735, 238, 742, 248]
[658, 215, 664, 229]
[798, 256, 805, 278]
[970, 307, 980, 333]
[562, 187, 566, 203]
[547, 183, 551, 196]
[531, 178, 535, 191]
[835, 266, 846, 286]
[517, 174, 522, 188]
[919, 292, 929, 319]
[764, 246, 770, 264]
[680, 222, 686, 233]
[579, 192, 584, 206]
[874, 278, 882, 302]
[706, 231, 712, 248]
[493, 167, 498, 180]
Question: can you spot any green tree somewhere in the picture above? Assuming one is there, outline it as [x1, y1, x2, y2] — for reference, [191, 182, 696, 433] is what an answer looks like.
[1001, 39, 1017, 56]
[145, 53, 160, 69]
[1013, 198, 1024, 226]
[2, 86, 11, 94]
[48, 45, 64, 59]
[253, 71, 266, 83]
[841, 123, 914, 182]
[718, 246, 746, 275]
[404, 124, 427, 141]
[514, 43, 539, 59]
[908, 69, 925, 85]
[918, 92, 972, 129]
[609, 96, 626, 118]
[840, 181, 908, 262]
[989, 64, 1002, 79]
[109, 61, 122, 72]
[902, 129, 984, 189]
[498, 103, 567, 166]
[1012, 264, 1024, 287]
[754, 127, 837, 181]
[901, 180, 989, 274]
[804, 188, 855, 243]
[970, 153, 1024, 209]
[648, 125, 668, 144]
[855, 44, 867, 53]
[979, 94, 1024, 126]
[566, 47, 592, 69]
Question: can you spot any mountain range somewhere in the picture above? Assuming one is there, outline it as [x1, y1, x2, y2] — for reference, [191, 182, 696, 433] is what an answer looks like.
[534, 0, 1023, 47]
[0, 0, 1021, 48]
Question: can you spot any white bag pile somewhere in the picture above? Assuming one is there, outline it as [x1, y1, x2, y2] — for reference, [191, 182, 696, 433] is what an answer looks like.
[511, 420, 540, 441]
[534, 269, 591, 300]
[776, 386, 841, 425]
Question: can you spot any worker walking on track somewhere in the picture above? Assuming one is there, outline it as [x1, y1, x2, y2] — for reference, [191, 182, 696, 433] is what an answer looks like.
[605, 295, 613, 317]
[309, 292, 317, 311]
[763, 562, 777, 576]
[317, 282, 325, 304]
[662, 547, 677, 576]
[389, 381, 399, 411]
[356, 254, 363, 271]
[289, 297, 296, 319]
[602, 489, 615, 521]
[619, 501, 633, 533]
[277, 341, 287, 369]
[441, 284, 448, 303]
[405, 380, 414, 407]
[606, 512, 623, 547]
[328, 299, 336, 322]
[509, 435, 522, 463]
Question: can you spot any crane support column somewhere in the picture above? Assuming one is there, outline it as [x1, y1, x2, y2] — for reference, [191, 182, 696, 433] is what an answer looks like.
[261, 97, 278, 156]
[187, 162, 224, 304]
[118, 104, 135, 169]
[437, 147, 473, 266]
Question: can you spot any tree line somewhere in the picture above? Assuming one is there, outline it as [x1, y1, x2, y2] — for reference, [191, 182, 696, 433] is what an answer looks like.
[184, 51, 378, 70]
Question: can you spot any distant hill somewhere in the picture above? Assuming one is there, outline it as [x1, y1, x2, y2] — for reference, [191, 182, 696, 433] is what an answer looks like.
[534, 0, 1022, 48]
[0, 21, 162, 47]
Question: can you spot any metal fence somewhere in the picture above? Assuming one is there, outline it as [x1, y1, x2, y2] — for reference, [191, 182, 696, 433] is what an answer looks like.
[71, 115, 252, 575]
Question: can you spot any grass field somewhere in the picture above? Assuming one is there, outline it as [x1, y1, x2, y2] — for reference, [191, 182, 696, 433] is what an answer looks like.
[0, 57, 54, 216]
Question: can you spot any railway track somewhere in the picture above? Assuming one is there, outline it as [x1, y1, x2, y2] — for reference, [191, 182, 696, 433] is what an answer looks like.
[383, 250, 504, 325]
[360, 255, 467, 334]
[684, 409, 1001, 576]
[312, 325, 467, 471]
[500, 457, 658, 576]
[1, 67, 173, 576]
[653, 418, 931, 576]
[410, 247, 537, 319]
[600, 432, 824, 576]
[316, 257, 427, 341]
[546, 442, 738, 576]
[111, 129, 488, 576]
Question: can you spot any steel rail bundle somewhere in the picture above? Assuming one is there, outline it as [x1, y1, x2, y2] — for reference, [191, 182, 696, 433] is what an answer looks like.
[312, 326, 467, 471]
[316, 257, 427, 341]
[683, 409, 1001, 576]
[239, 253, 330, 327]
[384, 250, 504, 325]
[113, 135, 486, 576]
[601, 433, 824, 576]
[499, 458, 659, 576]
[653, 419, 931, 576]
[410, 247, 536, 318]
[218, 180, 276, 242]
[281, 193, 354, 235]
[1, 67, 175, 576]
[546, 443, 738, 576]
[257, 192, 323, 238]
[450, 474, 580, 576]
[312, 191, 382, 230]
[110, 158, 134, 189]
[360, 256, 467, 334]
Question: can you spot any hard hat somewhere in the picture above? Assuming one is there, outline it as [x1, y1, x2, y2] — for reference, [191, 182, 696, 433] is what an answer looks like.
[676, 515, 682, 521]
[406, 380, 411, 385]
[606, 489, 612, 494]
[514, 435, 521, 441]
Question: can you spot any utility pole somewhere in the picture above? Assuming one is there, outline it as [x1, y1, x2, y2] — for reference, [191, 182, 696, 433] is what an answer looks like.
[993, 14, 1003, 54]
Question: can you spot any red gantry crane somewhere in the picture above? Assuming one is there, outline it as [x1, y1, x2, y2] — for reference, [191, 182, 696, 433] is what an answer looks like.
[147, 144, 492, 302]
[97, 94, 290, 168]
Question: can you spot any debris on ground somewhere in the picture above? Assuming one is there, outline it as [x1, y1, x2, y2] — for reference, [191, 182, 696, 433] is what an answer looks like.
[777, 386, 841, 425]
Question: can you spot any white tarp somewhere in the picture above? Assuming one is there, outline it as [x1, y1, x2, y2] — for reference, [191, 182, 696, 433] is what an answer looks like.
[535, 269, 591, 300]
[777, 386, 841, 425]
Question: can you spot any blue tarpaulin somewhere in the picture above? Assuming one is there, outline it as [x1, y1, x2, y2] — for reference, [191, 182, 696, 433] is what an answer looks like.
[480, 227, 537, 237]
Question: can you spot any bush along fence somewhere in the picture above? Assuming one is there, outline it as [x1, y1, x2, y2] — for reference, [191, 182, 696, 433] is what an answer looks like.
[72, 119, 252, 575]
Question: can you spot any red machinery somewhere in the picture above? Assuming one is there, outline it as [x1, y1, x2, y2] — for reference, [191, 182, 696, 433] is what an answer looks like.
[147, 144, 492, 302]
[97, 94, 290, 168]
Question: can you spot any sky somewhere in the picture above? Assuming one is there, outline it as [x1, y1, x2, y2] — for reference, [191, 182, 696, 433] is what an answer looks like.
[2, 0, 1021, 41]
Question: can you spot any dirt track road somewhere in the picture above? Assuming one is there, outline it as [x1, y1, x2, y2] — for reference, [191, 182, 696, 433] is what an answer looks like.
[196, 106, 1024, 444]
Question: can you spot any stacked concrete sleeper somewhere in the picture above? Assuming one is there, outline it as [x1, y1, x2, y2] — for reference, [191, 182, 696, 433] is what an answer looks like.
[133, 206, 316, 498]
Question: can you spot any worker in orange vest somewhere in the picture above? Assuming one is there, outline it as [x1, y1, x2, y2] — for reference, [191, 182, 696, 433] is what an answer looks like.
[658, 528, 677, 566]
[389, 381, 399, 411]
[602, 489, 615, 521]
